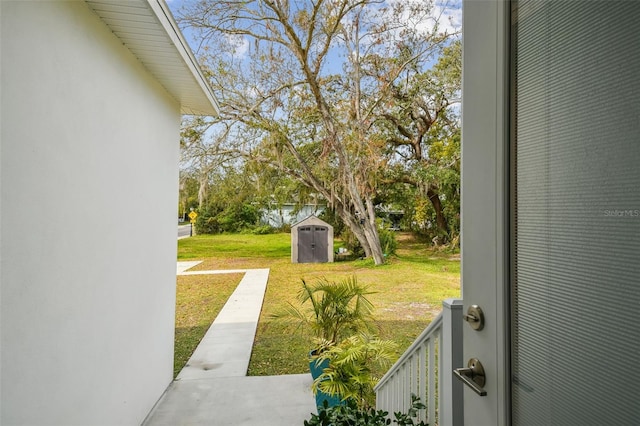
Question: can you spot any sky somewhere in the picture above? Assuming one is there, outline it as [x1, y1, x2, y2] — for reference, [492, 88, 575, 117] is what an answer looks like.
[166, 0, 462, 64]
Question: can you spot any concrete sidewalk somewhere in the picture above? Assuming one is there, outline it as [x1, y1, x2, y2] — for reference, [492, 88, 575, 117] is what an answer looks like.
[178, 268, 269, 379]
[143, 374, 315, 425]
[143, 263, 316, 425]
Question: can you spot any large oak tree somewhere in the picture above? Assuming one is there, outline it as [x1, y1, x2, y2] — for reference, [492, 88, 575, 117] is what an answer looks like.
[178, 0, 459, 264]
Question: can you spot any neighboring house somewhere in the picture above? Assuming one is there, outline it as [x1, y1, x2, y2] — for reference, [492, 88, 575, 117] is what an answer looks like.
[377, 2, 639, 425]
[262, 203, 326, 228]
[1, 1, 217, 424]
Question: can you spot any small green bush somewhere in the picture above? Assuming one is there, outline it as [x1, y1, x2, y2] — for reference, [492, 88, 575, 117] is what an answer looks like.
[313, 333, 397, 408]
[279, 223, 292, 233]
[217, 203, 261, 233]
[249, 225, 274, 235]
[304, 395, 428, 426]
[341, 228, 365, 258]
[340, 224, 397, 259]
[378, 227, 398, 256]
[194, 209, 222, 234]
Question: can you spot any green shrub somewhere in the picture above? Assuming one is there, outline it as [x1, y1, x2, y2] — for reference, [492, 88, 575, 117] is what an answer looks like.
[304, 395, 428, 426]
[217, 203, 261, 233]
[312, 333, 397, 408]
[194, 202, 262, 234]
[341, 228, 365, 258]
[340, 224, 397, 259]
[378, 227, 398, 256]
[279, 223, 292, 233]
[249, 225, 274, 235]
[194, 208, 222, 234]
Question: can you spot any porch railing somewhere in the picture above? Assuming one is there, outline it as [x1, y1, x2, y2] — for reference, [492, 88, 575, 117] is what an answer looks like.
[374, 299, 464, 426]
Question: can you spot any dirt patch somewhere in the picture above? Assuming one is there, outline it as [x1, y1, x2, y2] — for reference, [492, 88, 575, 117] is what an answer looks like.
[381, 302, 441, 320]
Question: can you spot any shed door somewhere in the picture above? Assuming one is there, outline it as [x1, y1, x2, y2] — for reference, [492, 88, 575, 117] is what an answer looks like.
[313, 226, 328, 262]
[297, 226, 328, 263]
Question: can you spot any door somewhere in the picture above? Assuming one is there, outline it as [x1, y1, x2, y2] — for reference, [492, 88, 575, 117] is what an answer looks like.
[297, 226, 328, 263]
[298, 226, 314, 263]
[462, 1, 640, 425]
[313, 226, 328, 262]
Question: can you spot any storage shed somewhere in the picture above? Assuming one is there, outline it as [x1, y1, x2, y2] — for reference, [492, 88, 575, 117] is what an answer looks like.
[291, 215, 334, 263]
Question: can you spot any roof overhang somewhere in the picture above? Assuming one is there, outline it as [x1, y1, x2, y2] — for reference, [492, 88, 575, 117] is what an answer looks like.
[85, 0, 219, 116]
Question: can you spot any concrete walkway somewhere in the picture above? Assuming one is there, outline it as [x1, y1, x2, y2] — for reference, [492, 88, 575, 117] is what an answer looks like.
[143, 262, 316, 425]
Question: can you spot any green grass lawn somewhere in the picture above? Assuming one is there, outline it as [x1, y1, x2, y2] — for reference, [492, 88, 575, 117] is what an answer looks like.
[175, 232, 460, 377]
[174, 273, 242, 377]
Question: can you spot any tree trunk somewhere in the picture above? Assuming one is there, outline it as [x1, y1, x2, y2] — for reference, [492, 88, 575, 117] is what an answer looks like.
[362, 221, 384, 264]
[198, 174, 208, 209]
[337, 207, 385, 265]
[363, 196, 385, 264]
[427, 186, 449, 241]
[338, 176, 386, 265]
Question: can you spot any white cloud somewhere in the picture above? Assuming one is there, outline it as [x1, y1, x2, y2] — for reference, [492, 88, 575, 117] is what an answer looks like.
[433, 1, 462, 35]
[225, 34, 250, 58]
[384, 0, 462, 37]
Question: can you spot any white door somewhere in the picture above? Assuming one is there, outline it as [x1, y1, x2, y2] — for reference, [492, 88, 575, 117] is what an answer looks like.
[461, 1, 640, 425]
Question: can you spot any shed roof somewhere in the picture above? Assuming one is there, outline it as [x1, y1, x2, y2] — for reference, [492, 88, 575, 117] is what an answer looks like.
[85, 0, 219, 116]
[291, 214, 332, 229]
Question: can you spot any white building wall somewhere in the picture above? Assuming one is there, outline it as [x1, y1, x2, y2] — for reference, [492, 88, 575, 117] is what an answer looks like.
[1, 2, 180, 424]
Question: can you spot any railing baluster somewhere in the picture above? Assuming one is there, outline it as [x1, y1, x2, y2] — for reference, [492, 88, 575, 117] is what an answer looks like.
[411, 352, 418, 402]
[419, 343, 427, 422]
[375, 299, 463, 426]
[428, 337, 435, 424]
[398, 363, 407, 411]
[404, 367, 408, 413]
[394, 370, 399, 415]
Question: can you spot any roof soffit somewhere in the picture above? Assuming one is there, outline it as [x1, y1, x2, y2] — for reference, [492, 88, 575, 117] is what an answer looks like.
[85, 0, 219, 116]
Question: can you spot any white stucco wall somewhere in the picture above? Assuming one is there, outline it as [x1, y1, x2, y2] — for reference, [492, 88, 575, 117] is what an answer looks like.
[1, 2, 180, 424]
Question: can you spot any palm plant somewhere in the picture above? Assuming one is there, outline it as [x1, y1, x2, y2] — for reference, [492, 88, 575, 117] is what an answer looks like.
[271, 275, 382, 409]
[272, 275, 376, 349]
[312, 333, 398, 409]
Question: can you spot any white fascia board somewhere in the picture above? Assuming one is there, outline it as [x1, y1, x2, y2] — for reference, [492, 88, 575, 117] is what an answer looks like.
[145, 0, 219, 115]
[86, 0, 219, 116]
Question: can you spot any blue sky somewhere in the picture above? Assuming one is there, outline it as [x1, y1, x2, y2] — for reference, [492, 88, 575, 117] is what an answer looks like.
[167, 0, 462, 63]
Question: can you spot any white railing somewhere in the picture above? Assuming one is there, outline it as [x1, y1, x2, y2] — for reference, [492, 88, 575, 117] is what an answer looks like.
[375, 299, 464, 426]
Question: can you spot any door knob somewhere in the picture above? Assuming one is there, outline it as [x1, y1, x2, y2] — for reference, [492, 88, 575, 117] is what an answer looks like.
[453, 358, 487, 396]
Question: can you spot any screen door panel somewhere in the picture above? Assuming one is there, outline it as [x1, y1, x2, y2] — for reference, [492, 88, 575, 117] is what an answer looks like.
[512, 1, 640, 425]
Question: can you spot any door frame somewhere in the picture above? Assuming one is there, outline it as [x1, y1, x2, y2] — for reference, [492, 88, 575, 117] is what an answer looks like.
[460, 0, 510, 424]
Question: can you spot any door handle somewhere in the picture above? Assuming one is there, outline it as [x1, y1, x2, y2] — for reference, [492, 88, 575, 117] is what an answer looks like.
[453, 358, 487, 396]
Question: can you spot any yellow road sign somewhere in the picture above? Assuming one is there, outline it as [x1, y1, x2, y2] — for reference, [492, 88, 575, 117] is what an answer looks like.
[188, 211, 198, 221]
